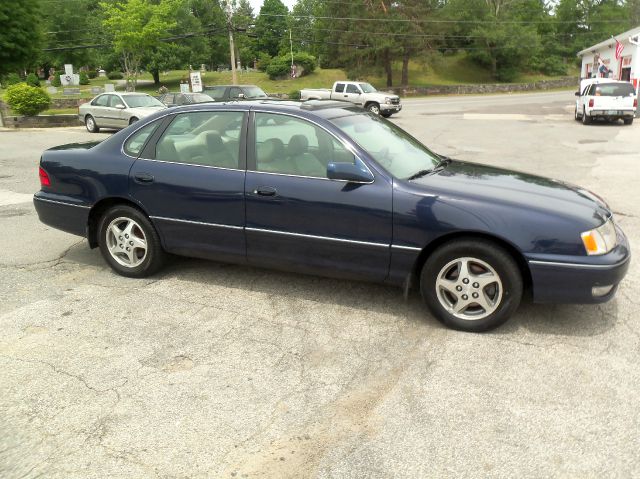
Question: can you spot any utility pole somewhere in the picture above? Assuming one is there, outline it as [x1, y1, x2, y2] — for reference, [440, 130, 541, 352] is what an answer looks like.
[225, 0, 237, 84]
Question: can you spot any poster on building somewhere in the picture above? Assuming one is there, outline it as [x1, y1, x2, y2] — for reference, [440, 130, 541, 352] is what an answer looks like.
[190, 71, 203, 93]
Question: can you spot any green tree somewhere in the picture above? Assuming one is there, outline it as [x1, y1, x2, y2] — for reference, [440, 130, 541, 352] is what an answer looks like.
[100, 0, 180, 90]
[234, 0, 256, 69]
[255, 0, 289, 57]
[0, 0, 43, 77]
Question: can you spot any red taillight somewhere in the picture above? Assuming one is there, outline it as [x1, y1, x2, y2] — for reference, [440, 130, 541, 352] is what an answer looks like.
[588, 99, 594, 108]
[634, 98, 638, 108]
[39, 167, 51, 187]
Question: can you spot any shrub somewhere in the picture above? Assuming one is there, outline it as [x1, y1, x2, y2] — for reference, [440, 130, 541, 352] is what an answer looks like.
[1, 73, 22, 87]
[87, 70, 97, 79]
[50, 70, 64, 87]
[291, 52, 317, 76]
[4, 83, 51, 116]
[25, 73, 40, 87]
[257, 52, 272, 72]
[288, 89, 301, 100]
[79, 71, 90, 85]
[107, 71, 123, 80]
[266, 57, 290, 80]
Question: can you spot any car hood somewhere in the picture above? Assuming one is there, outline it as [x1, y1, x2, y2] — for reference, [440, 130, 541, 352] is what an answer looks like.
[369, 91, 400, 101]
[409, 159, 611, 225]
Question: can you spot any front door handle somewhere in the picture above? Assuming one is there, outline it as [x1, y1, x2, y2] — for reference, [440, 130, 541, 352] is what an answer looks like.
[253, 186, 277, 197]
[134, 173, 154, 184]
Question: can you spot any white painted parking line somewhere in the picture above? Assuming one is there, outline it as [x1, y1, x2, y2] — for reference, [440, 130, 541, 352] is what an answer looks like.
[0, 189, 33, 206]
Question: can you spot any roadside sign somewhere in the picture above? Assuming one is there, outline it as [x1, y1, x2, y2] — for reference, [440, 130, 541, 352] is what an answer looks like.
[190, 71, 202, 93]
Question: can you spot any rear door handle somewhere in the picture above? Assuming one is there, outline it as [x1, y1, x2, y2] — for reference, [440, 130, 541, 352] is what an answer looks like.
[134, 173, 154, 184]
[253, 186, 277, 197]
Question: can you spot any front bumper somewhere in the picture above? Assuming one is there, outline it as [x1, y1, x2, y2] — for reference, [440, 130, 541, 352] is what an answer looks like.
[381, 103, 402, 113]
[526, 225, 630, 304]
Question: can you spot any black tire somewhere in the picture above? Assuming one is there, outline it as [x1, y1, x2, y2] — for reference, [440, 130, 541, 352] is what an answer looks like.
[624, 117, 634, 125]
[366, 102, 381, 115]
[85, 115, 99, 133]
[574, 106, 580, 121]
[129, 117, 139, 125]
[98, 205, 165, 278]
[420, 238, 523, 332]
[582, 107, 592, 125]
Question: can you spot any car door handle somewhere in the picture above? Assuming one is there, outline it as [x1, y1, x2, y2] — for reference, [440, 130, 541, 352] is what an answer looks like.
[253, 186, 277, 196]
[134, 173, 154, 184]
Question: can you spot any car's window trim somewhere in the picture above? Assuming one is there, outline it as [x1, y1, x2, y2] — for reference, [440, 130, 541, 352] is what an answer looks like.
[247, 109, 375, 184]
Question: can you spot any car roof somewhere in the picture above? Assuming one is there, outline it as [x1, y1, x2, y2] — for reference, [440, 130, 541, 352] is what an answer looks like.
[166, 99, 363, 120]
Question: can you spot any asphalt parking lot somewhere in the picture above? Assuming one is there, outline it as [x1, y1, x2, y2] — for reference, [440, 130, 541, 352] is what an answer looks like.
[1, 91, 639, 478]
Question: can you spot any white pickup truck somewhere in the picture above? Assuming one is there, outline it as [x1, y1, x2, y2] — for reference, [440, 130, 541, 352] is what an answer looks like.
[574, 78, 637, 125]
[300, 81, 402, 117]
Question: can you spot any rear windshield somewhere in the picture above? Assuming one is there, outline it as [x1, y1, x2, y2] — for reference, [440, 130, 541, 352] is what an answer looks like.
[593, 83, 635, 96]
[204, 87, 226, 100]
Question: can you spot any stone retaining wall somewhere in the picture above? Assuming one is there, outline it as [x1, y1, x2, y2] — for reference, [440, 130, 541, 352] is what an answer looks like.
[1, 114, 82, 129]
[386, 76, 577, 96]
[51, 98, 90, 109]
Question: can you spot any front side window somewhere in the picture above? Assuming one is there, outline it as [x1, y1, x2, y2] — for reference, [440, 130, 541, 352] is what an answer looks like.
[255, 113, 354, 178]
[109, 95, 126, 108]
[124, 120, 160, 157]
[155, 111, 244, 168]
[330, 113, 439, 179]
[346, 84, 360, 94]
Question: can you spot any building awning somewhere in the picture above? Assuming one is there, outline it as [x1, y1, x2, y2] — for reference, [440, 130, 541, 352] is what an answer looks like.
[577, 25, 640, 57]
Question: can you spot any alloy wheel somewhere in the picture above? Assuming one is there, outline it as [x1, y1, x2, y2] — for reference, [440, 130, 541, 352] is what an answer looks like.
[105, 217, 148, 268]
[435, 257, 503, 320]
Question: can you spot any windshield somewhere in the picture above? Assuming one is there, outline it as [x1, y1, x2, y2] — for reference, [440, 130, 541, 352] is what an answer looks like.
[330, 113, 439, 179]
[123, 95, 164, 108]
[243, 86, 268, 98]
[594, 83, 635, 96]
[359, 83, 377, 93]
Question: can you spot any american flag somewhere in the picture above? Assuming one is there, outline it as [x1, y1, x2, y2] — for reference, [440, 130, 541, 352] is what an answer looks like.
[615, 39, 624, 60]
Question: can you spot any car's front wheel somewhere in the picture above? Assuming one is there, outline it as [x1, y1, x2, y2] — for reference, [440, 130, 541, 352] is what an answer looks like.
[366, 102, 381, 115]
[420, 239, 523, 332]
[85, 115, 99, 133]
[98, 205, 165, 278]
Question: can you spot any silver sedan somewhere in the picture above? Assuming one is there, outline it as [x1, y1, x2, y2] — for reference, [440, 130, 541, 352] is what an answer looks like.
[79, 92, 167, 133]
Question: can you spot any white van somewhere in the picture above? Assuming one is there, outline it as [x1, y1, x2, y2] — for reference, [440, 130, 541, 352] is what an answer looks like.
[574, 78, 637, 125]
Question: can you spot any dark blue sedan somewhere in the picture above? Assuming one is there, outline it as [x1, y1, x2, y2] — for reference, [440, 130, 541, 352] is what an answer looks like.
[34, 100, 630, 331]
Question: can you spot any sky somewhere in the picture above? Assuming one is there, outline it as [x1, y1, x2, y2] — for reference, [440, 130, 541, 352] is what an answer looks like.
[248, 0, 296, 13]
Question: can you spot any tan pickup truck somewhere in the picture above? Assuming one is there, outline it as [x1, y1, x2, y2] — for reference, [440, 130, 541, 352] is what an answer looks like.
[300, 81, 402, 117]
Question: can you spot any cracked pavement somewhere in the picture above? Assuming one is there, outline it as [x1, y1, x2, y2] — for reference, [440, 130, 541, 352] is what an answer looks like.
[1, 92, 639, 478]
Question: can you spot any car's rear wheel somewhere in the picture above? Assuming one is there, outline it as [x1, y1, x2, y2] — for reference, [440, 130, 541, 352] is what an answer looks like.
[98, 205, 165, 278]
[624, 117, 634, 125]
[85, 115, 99, 133]
[420, 239, 523, 332]
[582, 107, 592, 125]
[574, 106, 580, 121]
[366, 102, 380, 115]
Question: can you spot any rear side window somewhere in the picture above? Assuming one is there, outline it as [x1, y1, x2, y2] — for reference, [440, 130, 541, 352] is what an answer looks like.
[124, 121, 160, 157]
[155, 111, 245, 168]
[334, 83, 345, 93]
[92, 95, 109, 107]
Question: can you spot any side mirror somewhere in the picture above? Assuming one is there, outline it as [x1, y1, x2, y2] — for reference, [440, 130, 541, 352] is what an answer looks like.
[115, 104, 126, 109]
[574, 91, 580, 96]
[327, 162, 374, 183]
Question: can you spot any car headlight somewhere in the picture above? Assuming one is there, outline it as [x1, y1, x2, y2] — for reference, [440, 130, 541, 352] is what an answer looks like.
[581, 219, 617, 255]
[385, 97, 392, 104]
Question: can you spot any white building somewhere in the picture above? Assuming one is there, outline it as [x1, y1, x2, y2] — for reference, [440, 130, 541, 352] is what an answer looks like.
[577, 26, 640, 93]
